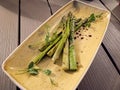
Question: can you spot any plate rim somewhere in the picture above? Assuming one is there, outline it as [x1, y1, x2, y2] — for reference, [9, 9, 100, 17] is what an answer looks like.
[2, 0, 111, 90]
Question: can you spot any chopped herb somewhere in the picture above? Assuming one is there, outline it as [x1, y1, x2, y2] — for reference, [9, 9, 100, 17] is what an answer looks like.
[96, 13, 103, 18]
[26, 62, 40, 75]
[61, 16, 67, 30]
[49, 77, 58, 86]
[28, 61, 34, 69]
[16, 69, 28, 75]
[83, 13, 103, 28]
[17, 65, 40, 75]
[25, 12, 104, 77]
[88, 13, 96, 22]
[28, 41, 41, 50]
[28, 68, 39, 75]
[45, 31, 50, 43]
[43, 69, 52, 76]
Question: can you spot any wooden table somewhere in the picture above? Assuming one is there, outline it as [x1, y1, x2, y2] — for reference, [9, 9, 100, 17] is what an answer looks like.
[0, 0, 120, 90]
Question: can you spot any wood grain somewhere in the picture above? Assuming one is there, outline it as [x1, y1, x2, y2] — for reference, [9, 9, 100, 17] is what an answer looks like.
[100, 0, 119, 10]
[100, 0, 120, 21]
[48, 0, 107, 13]
[21, 0, 51, 42]
[47, 0, 120, 90]
[103, 15, 120, 70]
[1, 0, 119, 90]
[78, 46, 120, 90]
[48, 0, 69, 13]
[81, 0, 120, 71]
[3, 1, 114, 90]
[0, 0, 18, 90]
[91, 0, 120, 70]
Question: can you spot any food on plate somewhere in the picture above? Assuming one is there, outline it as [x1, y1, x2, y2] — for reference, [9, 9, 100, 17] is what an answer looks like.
[26, 12, 103, 75]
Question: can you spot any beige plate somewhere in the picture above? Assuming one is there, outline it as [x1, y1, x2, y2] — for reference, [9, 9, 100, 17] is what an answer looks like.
[2, 0, 110, 90]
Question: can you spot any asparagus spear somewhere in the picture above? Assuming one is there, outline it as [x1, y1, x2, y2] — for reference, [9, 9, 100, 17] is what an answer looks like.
[74, 13, 103, 32]
[52, 15, 70, 63]
[47, 41, 60, 57]
[28, 41, 43, 50]
[62, 39, 69, 70]
[39, 30, 62, 51]
[29, 34, 62, 65]
[39, 16, 66, 52]
[74, 14, 93, 31]
[69, 19, 77, 70]
[74, 18, 87, 32]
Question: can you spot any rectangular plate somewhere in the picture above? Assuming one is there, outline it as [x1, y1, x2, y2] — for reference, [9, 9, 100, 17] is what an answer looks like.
[2, 0, 110, 90]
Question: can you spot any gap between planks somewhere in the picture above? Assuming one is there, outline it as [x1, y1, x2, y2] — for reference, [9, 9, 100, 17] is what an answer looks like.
[16, 0, 120, 90]
[47, 0, 120, 90]
[99, 0, 120, 26]
[46, 0, 120, 75]
[99, 0, 120, 75]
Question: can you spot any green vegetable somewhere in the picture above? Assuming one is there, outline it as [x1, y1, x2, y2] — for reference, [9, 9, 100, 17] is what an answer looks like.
[69, 19, 77, 70]
[28, 61, 34, 69]
[75, 13, 103, 31]
[47, 41, 60, 57]
[52, 15, 70, 63]
[45, 30, 50, 44]
[96, 13, 103, 18]
[61, 16, 67, 30]
[43, 69, 52, 76]
[75, 18, 82, 24]
[28, 41, 42, 50]
[49, 77, 58, 86]
[83, 13, 96, 27]
[28, 68, 39, 75]
[39, 31, 62, 51]
[27, 61, 40, 75]
[74, 19, 86, 31]
[88, 13, 96, 22]
[25, 12, 103, 75]
[39, 16, 66, 52]
[62, 39, 69, 70]
[29, 34, 62, 65]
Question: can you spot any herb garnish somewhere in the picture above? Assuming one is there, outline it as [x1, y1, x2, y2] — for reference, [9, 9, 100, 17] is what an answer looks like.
[43, 69, 52, 76]
[27, 62, 40, 75]
[45, 31, 50, 43]
[49, 77, 58, 86]
[24, 12, 104, 86]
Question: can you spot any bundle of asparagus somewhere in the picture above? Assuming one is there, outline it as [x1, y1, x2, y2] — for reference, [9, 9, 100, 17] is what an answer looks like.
[27, 12, 103, 75]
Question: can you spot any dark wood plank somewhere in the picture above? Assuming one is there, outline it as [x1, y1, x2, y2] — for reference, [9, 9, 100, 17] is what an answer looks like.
[103, 15, 120, 70]
[21, 0, 51, 42]
[88, 0, 120, 71]
[78, 46, 120, 90]
[48, 0, 70, 13]
[100, 0, 119, 10]
[81, 0, 120, 72]
[100, 0, 120, 21]
[47, 0, 120, 90]
[18, 1, 51, 89]
[0, 0, 18, 90]
[19, 0, 120, 90]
